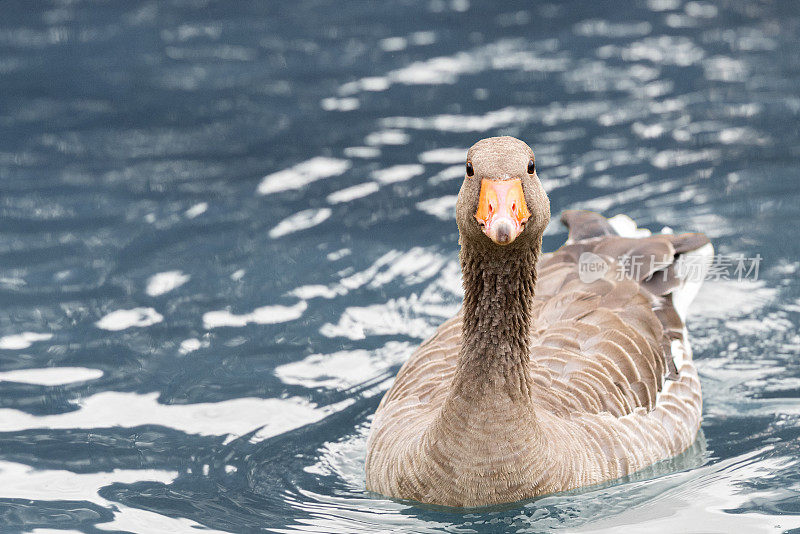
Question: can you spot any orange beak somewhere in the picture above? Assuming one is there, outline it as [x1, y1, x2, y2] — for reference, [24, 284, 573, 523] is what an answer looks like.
[474, 178, 530, 245]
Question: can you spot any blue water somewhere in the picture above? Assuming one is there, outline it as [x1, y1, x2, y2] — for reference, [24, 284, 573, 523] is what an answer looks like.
[1, 0, 799, 532]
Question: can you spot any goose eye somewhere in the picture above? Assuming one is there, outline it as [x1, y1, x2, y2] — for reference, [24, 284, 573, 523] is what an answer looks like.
[527, 159, 535, 174]
[466, 162, 474, 177]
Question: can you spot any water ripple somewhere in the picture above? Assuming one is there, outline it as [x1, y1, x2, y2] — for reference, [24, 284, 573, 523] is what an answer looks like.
[1, 0, 799, 531]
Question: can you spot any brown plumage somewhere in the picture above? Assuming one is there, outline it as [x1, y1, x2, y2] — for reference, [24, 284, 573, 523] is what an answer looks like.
[365, 136, 711, 507]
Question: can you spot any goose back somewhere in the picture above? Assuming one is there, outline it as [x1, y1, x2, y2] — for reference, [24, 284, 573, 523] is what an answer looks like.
[366, 210, 710, 506]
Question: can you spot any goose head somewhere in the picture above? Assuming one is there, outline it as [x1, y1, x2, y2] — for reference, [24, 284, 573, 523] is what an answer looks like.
[456, 136, 550, 248]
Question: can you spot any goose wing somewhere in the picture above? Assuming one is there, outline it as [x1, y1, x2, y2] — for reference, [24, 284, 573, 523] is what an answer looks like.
[529, 211, 710, 418]
[377, 211, 710, 425]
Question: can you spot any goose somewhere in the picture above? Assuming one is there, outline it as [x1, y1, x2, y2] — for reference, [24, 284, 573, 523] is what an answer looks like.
[365, 136, 712, 507]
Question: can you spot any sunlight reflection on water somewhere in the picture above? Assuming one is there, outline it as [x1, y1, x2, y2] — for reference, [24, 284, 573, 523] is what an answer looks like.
[0, 0, 799, 532]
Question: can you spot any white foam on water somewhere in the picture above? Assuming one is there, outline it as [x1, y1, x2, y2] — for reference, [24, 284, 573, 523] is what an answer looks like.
[364, 129, 410, 146]
[275, 341, 413, 390]
[573, 20, 652, 38]
[164, 44, 257, 62]
[370, 164, 425, 184]
[726, 313, 793, 336]
[95, 308, 163, 331]
[178, 337, 205, 354]
[360, 76, 391, 91]
[269, 208, 332, 239]
[651, 148, 721, 169]
[692, 280, 777, 320]
[664, 13, 698, 28]
[647, 0, 681, 10]
[203, 300, 307, 329]
[704, 56, 749, 82]
[338, 78, 388, 95]
[336, 251, 399, 290]
[343, 146, 380, 158]
[338, 38, 566, 95]
[160, 23, 223, 42]
[0, 461, 230, 533]
[570, 451, 800, 534]
[257, 157, 351, 195]
[0, 460, 176, 505]
[374, 248, 448, 288]
[146, 270, 190, 296]
[301, 424, 370, 485]
[0, 367, 103, 386]
[0, 390, 348, 441]
[184, 202, 208, 218]
[383, 106, 535, 132]
[0, 332, 53, 350]
[0, 277, 26, 289]
[379, 36, 407, 52]
[321, 259, 461, 340]
[288, 284, 343, 300]
[599, 35, 705, 66]
[319, 298, 438, 340]
[337, 38, 568, 100]
[326, 182, 380, 204]
[96, 503, 233, 534]
[577, 177, 686, 213]
[337, 247, 450, 293]
[418, 147, 467, 164]
[428, 164, 466, 185]
[299, 250, 405, 300]
[320, 96, 360, 111]
[326, 248, 351, 261]
[685, 1, 719, 18]
[633, 122, 665, 139]
[410, 30, 436, 45]
[392, 54, 470, 84]
[416, 195, 458, 220]
[321, 250, 462, 341]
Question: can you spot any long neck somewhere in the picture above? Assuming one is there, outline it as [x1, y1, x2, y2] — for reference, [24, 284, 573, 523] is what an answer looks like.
[452, 238, 540, 399]
[420, 236, 547, 504]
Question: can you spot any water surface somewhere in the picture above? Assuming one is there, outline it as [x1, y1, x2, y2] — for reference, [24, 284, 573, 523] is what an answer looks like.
[1, 0, 799, 532]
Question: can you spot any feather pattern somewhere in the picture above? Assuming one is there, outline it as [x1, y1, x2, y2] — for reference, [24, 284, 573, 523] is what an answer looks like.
[366, 140, 711, 507]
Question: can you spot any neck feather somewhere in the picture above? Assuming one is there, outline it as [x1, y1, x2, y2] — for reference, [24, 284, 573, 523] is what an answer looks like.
[419, 235, 547, 501]
[453, 237, 540, 399]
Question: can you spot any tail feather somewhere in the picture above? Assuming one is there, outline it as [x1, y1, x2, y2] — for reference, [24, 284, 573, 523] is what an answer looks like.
[670, 242, 714, 322]
[561, 210, 617, 243]
[665, 233, 711, 255]
[560, 209, 712, 321]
